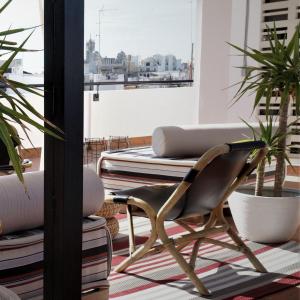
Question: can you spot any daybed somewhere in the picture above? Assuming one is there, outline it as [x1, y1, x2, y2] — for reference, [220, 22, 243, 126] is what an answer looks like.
[97, 123, 275, 191]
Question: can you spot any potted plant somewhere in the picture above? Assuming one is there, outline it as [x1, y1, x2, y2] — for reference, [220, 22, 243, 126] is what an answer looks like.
[227, 24, 300, 243]
[0, 0, 60, 184]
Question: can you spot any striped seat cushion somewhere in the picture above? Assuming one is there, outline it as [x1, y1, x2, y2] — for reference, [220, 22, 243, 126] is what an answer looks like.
[0, 217, 112, 300]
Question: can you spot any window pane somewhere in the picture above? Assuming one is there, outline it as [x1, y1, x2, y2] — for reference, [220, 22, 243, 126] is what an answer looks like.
[85, 0, 197, 90]
[0, 0, 43, 85]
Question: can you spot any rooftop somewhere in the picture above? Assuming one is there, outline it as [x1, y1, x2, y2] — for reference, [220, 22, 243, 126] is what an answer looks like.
[0, 0, 299, 299]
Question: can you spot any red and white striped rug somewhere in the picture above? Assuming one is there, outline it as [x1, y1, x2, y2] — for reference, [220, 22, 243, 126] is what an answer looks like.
[109, 215, 300, 299]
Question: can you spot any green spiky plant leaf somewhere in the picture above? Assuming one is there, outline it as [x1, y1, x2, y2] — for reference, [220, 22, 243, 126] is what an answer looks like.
[228, 23, 300, 197]
[0, 0, 62, 184]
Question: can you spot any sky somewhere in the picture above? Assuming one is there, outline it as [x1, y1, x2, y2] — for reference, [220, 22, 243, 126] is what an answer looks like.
[0, 0, 196, 73]
[0, 0, 43, 73]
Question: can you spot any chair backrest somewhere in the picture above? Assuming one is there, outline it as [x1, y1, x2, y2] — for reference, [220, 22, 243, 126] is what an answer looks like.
[179, 141, 266, 218]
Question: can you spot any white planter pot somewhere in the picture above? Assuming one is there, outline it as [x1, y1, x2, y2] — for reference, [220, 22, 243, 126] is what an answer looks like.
[228, 187, 300, 243]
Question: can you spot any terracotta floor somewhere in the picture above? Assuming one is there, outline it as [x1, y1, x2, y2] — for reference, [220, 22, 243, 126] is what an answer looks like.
[21, 155, 300, 299]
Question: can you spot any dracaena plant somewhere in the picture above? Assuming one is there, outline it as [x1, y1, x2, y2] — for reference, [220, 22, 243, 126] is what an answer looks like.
[242, 117, 297, 196]
[228, 23, 300, 197]
[0, 0, 61, 184]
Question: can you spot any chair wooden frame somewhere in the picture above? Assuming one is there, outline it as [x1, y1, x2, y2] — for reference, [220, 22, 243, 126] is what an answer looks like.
[105, 144, 268, 295]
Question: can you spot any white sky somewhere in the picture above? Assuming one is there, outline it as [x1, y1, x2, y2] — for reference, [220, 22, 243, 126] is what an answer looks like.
[0, 0, 196, 73]
[85, 0, 197, 61]
[0, 0, 43, 73]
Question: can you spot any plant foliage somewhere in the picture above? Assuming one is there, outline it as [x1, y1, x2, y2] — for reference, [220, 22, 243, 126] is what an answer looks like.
[229, 23, 300, 196]
[228, 24, 300, 115]
[0, 0, 62, 184]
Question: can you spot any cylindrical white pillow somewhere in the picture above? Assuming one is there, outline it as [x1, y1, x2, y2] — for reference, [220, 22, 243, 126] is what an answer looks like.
[0, 286, 21, 300]
[152, 123, 260, 157]
[0, 167, 104, 235]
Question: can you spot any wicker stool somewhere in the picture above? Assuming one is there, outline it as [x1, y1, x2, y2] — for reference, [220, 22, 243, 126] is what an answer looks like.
[105, 217, 119, 239]
[95, 202, 121, 239]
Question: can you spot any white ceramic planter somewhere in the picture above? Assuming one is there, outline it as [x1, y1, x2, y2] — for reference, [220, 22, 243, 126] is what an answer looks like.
[228, 187, 300, 243]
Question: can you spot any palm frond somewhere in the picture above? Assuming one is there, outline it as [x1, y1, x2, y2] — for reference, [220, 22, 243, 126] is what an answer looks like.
[0, 0, 63, 183]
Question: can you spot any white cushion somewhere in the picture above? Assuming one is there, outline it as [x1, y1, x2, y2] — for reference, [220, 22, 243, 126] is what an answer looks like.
[0, 286, 20, 300]
[152, 123, 259, 157]
[0, 167, 104, 235]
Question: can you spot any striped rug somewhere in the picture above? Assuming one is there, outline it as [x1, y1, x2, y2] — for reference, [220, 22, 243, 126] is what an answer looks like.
[109, 215, 300, 299]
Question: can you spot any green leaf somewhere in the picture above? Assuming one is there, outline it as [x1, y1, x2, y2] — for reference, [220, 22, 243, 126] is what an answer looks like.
[240, 118, 259, 140]
[3, 80, 62, 134]
[0, 45, 37, 52]
[0, 26, 40, 36]
[0, 40, 17, 46]
[293, 24, 299, 64]
[286, 28, 297, 57]
[0, 31, 34, 74]
[264, 85, 273, 116]
[0, 120, 23, 183]
[0, 103, 63, 140]
[281, 83, 290, 107]
[295, 82, 300, 116]
[0, 0, 12, 14]
[0, 0, 62, 185]
[227, 42, 274, 68]
[253, 84, 266, 111]
[7, 79, 44, 97]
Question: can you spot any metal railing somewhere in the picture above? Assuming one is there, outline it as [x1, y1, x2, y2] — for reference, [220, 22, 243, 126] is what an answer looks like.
[26, 79, 193, 88]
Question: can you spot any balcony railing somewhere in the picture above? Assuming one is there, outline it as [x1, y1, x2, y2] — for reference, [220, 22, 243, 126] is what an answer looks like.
[21, 79, 193, 89]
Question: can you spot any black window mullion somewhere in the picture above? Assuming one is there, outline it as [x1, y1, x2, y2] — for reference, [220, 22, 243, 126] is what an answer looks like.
[44, 0, 84, 299]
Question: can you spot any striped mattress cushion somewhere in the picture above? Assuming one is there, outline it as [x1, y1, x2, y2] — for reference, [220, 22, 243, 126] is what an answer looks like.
[98, 147, 275, 191]
[0, 216, 112, 299]
[98, 147, 197, 191]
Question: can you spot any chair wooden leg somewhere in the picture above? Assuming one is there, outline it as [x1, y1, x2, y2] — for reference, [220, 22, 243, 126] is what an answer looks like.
[175, 220, 196, 233]
[176, 240, 191, 252]
[127, 205, 136, 255]
[189, 239, 201, 269]
[163, 239, 210, 296]
[175, 220, 194, 252]
[227, 227, 267, 273]
[114, 212, 158, 273]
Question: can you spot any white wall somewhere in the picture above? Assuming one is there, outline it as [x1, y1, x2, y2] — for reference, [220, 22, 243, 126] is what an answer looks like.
[15, 86, 197, 150]
[17, 0, 263, 150]
[197, 0, 233, 123]
[227, 0, 262, 122]
[85, 87, 198, 138]
[197, 0, 262, 124]
[193, 0, 203, 125]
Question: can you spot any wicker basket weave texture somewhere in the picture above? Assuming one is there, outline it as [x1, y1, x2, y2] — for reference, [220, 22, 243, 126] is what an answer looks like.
[95, 202, 121, 218]
[105, 217, 119, 239]
[95, 202, 121, 239]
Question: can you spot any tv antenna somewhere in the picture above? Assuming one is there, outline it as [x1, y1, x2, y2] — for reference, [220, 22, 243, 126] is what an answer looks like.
[96, 6, 117, 57]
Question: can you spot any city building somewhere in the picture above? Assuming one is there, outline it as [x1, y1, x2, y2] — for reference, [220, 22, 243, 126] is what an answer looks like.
[85, 38, 101, 74]
[83, 37, 190, 83]
[0, 58, 23, 75]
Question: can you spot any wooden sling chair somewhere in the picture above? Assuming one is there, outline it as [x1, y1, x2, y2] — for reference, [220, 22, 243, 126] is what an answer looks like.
[105, 141, 268, 295]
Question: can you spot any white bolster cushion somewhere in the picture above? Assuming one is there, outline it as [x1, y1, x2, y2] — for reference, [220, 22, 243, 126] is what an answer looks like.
[152, 123, 259, 157]
[0, 167, 104, 235]
[0, 286, 21, 300]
